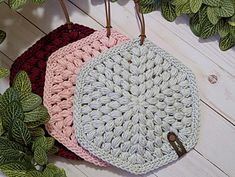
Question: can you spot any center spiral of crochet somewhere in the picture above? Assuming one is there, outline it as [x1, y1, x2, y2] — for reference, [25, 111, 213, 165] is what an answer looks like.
[74, 38, 199, 174]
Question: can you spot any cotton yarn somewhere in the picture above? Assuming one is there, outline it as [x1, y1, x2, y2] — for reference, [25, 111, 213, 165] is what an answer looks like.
[10, 23, 95, 160]
[73, 38, 200, 174]
[43, 29, 129, 166]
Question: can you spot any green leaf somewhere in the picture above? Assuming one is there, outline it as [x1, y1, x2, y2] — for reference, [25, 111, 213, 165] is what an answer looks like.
[199, 6, 208, 24]
[189, 12, 202, 36]
[31, 0, 45, 4]
[24, 105, 48, 123]
[140, 0, 157, 14]
[20, 92, 42, 112]
[218, 21, 230, 37]
[190, 0, 202, 13]
[32, 136, 46, 152]
[43, 164, 66, 177]
[228, 15, 235, 26]
[0, 137, 25, 151]
[2, 101, 24, 130]
[0, 88, 19, 111]
[0, 119, 4, 136]
[0, 30, 6, 44]
[26, 170, 43, 177]
[200, 20, 219, 38]
[0, 162, 27, 171]
[175, 0, 192, 16]
[34, 146, 47, 165]
[230, 26, 235, 38]
[207, 7, 220, 25]
[202, 0, 222, 6]
[13, 71, 32, 93]
[32, 136, 54, 152]
[29, 127, 45, 137]
[218, 0, 234, 17]
[0, 149, 25, 161]
[11, 119, 31, 146]
[25, 115, 49, 129]
[161, 1, 177, 22]
[8, 0, 28, 10]
[47, 146, 59, 155]
[0, 67, 9, 79]
[219, 33, 235, 50]
[45, 137, 55, 152]
[1, 169, 27, 177]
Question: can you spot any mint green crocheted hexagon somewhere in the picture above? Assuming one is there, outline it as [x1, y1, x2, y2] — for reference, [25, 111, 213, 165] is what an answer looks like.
[73, 38, 200, 174]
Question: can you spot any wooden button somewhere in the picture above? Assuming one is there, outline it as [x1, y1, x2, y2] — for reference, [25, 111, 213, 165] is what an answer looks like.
[167, 132, 176, 142]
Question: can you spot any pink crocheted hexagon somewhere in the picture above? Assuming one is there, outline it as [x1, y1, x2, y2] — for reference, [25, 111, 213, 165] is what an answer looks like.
[44, 29, 129, 167]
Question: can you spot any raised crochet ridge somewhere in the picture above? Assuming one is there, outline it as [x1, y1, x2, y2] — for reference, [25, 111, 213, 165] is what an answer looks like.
[10, 23, 94, 160]
[43, 29, 129, 167]
[73, 38, 200, 174]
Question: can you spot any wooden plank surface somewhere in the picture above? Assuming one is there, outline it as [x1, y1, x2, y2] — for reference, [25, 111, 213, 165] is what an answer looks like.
[0, 0, 234, 177]
[0, 3, 44, 59]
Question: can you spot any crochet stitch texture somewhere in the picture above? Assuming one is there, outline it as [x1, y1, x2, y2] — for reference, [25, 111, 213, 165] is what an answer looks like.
[10, 23, 95, 160]
[73, 38, 200, 174]
[43, 29, 129, 166]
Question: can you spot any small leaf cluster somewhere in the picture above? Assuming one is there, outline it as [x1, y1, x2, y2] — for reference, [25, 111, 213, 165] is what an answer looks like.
[0, 68, 9, 79]
[8, 0, 45, 10]
[111, 0, 235, 51]
[0, 71, 66, 177]
[157, 0, 235, 51]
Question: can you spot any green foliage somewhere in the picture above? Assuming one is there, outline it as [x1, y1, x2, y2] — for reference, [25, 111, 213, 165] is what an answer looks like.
[33, 146, 47, 166]
[0, 88, 19, 111]
[0, 119, 4, 136]
[0, 68, 9, 79]
[157, 0, 235, 50]
[20, 92, 42, 112]
[8, 0, 45, 10]
[161, 1, 177, 22]
[43, 164, 66, 177]
[29, 127, 45, 138]
[13, 71, 32, 93]
[2, 101, 24, 130]
[0, 71, 66, 176]
[11, 119, 31, 146]
[24, 105, 49, 123]
[26, 170, 43, 177]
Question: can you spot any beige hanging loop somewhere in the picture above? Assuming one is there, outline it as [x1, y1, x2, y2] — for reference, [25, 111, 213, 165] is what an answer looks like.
[59, 0, 72, 30]
[133, 0, 146, 45]
[104, 0, 112, 37]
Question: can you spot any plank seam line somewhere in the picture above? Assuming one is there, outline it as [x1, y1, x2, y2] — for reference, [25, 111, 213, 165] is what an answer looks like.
[194, 149, 230, 177]
[67, 160, 90, 177]
[0, 51, 14, 62]
[67, 0, 104, 28]
[201, 99, 235, 127]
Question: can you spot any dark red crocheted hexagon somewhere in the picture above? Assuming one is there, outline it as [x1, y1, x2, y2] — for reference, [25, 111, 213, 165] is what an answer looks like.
[10, 23, 95, 161]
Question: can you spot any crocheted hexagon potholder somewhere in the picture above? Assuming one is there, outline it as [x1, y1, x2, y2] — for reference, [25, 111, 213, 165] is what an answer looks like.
[43, 29, 129, 166]
[10, 23, 95, 160]
[73, 38, 200, 174]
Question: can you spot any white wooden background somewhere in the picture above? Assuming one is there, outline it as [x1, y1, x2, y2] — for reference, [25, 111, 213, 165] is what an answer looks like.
[0, 0, 235, 177]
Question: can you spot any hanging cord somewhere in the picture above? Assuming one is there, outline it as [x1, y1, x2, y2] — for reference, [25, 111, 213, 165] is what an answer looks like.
[104, 0, 112, 37]
[133, 0, 146, 45]
[59, 0, 72, 30]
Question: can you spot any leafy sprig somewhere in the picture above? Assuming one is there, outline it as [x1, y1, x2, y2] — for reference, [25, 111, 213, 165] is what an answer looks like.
[0, 71, 66, 177]
[113, 0, 235, 51]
